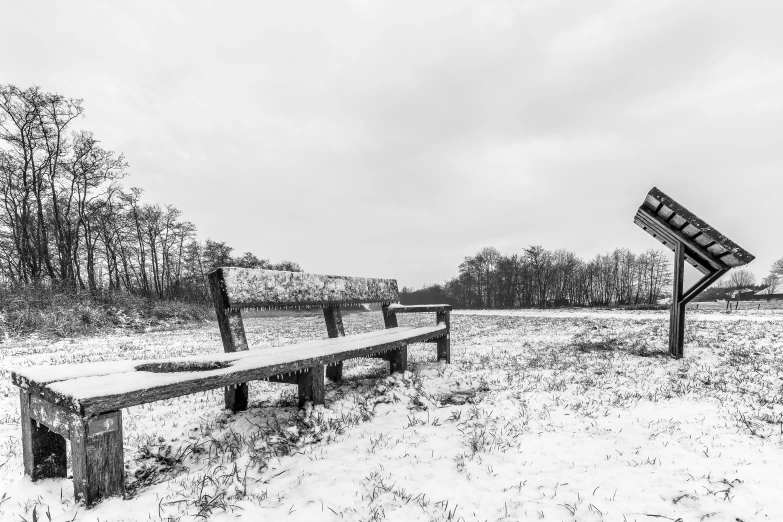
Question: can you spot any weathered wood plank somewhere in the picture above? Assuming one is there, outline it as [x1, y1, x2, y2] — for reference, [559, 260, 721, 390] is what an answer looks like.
[382, 306, 398, 328]
[645, 187, 754, 265]
[436, 310, 451, 363]
[213, 267, 399, 309]
[389, 345, 407, 374]
[669, 242, 686, 358]
[706, 243, 729, 256]
[385, 304, 453, 314]
[634, 215, 711, 274]
[381, 305, 401, 374]
[71, 410, 124, 506]
[29, 393, 71, 438]
[20, 390, 67, 481]
[656, 205, 674, 220]
[681, 224, 701, 237]
[209, 269, 250, 412]
[11, 327, 429, 389]
[209, 270, 249, 353]
[693, 234, 714, 247]
[668, 214, 687, 229]
[644, 193, 661, 210]
[323, 305, 345, 382]
[297, 366, 325, 407]
[636, 187, 755, 360]
[635, 210, 717, 273]
[19, 325, 447, 416]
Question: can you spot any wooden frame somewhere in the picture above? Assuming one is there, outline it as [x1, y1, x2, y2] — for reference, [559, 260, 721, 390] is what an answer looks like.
[19, 391, 124, 506]
[634, 187, 753, 357]
[12, 267, 451, 507]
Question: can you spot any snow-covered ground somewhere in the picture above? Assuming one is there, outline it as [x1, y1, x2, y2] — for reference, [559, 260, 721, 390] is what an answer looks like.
[1, 309, 782, 521]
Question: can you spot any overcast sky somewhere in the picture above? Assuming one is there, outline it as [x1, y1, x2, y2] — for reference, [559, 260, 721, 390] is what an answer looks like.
[2, 1, 781, 288]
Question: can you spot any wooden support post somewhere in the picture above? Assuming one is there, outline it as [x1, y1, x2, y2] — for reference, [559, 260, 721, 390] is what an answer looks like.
[669, 242, 686, 358]
[382, 305, 406, 374]
[382, 305, 398, 328]
[209, 270, 249, 412]
[297, 366, 325, 408]
[19, 391, 67, 481]
[389, 345, 408, 374]
[323, 305, 345, 382]
[70, 410, 124, 507]
[436, 310, 451, 363]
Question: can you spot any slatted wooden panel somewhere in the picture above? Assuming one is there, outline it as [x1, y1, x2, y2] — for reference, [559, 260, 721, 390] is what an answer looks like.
[11, 324, 446, 416]
[210, 267, 400, 310]
[633, 187, 754, 273]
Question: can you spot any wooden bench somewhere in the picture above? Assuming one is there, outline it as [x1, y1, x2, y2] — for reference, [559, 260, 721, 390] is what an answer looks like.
[10, 267, 451, 506]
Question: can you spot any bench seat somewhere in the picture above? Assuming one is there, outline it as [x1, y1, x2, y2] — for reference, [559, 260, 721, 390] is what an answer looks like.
[12, 324, 446, 417]
[12, 266, 452, 507]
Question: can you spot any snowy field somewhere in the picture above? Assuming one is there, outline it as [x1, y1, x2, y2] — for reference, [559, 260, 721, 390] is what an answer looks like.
[1, 308, 782, 522]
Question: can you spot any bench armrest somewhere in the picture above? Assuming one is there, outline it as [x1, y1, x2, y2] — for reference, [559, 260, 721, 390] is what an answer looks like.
[384, 304, 452, 314]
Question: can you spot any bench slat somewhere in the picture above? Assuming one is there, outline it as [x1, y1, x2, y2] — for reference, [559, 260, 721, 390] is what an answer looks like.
[13, 325, 446, 416]
[385, 304, 452, 313]
[212, 267, 400, 309]
[11, 327, 422, 387]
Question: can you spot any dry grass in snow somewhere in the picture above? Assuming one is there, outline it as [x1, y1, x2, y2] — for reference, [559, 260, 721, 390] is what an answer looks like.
[0, 308, 782, 521]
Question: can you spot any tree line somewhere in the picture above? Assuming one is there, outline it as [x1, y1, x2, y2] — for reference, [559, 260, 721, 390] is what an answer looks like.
[0, 84, 299, 303]
[404, 248, 783, 309]
[402, 246, 673, 309]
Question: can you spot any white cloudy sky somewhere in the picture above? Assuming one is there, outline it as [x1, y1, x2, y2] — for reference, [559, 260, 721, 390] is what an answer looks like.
[2, 0, 781, 288]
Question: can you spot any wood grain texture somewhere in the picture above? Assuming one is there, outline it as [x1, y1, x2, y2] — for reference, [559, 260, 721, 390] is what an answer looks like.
[29, 393, 71, 438]
[633, 213, 711, 274]
[389, 346, 407, 374]
[209, 270, 249, 352]
[436, 310, 451, 363]
[669, 242, 686, 359]
[382, 305, 398, 328]
[209, 269, 250, 412]
[385, 304, 452, 314]
[297, 366, 325, 407]
[20, 390, 67, 481]
[16, 325, 447, 416]
[635, 209, 718, 273]
[639, 187, 754, 266]
[213, 267, 399, 309]
[323, 305, 345, 382]
[71, 410, 124, 506]
[11, 327, 438, 390]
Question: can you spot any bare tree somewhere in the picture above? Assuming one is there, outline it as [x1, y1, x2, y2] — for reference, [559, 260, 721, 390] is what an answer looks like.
[728, 269, 756, 290]
[761, 274, 780, 299]
[771, 256, 783, 278]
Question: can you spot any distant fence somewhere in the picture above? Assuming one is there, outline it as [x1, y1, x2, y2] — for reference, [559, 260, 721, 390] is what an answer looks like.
[687, 300, 783, 311]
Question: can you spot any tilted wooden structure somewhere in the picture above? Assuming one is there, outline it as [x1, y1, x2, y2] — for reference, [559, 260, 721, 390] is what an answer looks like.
[633, 187, 754, 357]
[11, 267, 450, 506]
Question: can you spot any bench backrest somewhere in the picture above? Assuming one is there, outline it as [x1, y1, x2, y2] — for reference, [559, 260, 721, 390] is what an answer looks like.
[208, 267, 400, 354]
[209, 267, 400, 311]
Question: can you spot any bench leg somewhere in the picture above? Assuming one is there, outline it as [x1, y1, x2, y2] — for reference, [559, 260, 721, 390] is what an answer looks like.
[225, 383, 249, 412]
[19, 391, 67, 481]
[70, 411, 125, 507]
[436, 336, 450, 363]
[437, 310, 451, 363]
[389, 345, 408, 374]
[297, 366, 325, 408]
[325, 361, 343, 382]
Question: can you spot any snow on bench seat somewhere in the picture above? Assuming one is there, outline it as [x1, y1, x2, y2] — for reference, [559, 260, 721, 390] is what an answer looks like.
[386, 304, 452, 313]
[11, 324, 446, 416]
